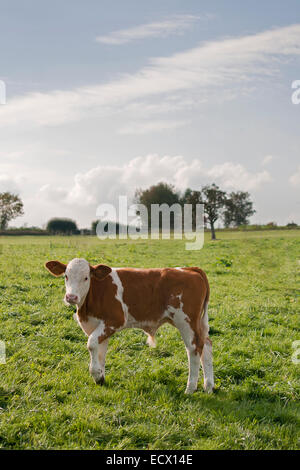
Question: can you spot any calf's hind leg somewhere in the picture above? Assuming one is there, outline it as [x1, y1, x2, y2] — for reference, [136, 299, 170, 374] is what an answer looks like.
[200, 305, 214, 393]
[185, 346, 201, 394]
[173, 316, 202, 394]
[143, 327, 157, 348]
[201, 338, 214, 393]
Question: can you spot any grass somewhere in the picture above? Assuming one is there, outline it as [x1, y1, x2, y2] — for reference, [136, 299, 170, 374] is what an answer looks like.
[0, 230, 299, 450]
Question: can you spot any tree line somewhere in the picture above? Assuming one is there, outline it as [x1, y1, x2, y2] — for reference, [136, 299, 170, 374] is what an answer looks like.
[0, 187, 298, 240]
[134, 182, 256, 239]
[48, 183, 257, 240]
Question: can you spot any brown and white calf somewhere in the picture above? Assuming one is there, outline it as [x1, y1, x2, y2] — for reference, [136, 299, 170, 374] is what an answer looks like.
[45, 258, 214, 394]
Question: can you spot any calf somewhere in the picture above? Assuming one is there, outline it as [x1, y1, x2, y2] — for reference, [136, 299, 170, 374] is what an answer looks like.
[45, 258, 214, 394]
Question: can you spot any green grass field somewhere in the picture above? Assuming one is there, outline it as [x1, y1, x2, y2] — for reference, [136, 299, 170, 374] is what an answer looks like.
[0, 230, 299, 450]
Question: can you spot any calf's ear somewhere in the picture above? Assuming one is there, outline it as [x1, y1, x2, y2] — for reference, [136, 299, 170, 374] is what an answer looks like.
[45, 260, 67, 277]
[91, 264, 112, 281]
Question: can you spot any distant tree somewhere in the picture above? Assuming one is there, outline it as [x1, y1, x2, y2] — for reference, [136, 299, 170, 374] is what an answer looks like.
[266, 221, 277, 228]
[134, 182, 180, 230]
[0, 192, 24, 230]
[80, 228, 92, 235]
[47, 218, 78, 235]
[135, 182, 180, 207]
[286, 222, 298, 228]
[200, 184, 226, 240]
[180, 188, 202, 230]
[91, 220, 98, 235]
[223, 191, 256, 227]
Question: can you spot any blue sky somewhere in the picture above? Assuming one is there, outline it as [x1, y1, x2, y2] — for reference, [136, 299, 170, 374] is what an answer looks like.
[0, 0, 300, 227]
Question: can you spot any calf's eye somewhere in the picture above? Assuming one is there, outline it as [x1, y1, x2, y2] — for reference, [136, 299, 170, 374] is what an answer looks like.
[65, 275, 68, 281]
[85, 277, 88, 281]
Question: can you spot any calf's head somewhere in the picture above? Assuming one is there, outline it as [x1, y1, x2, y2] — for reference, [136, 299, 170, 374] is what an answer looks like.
[45, 258, 112, 306]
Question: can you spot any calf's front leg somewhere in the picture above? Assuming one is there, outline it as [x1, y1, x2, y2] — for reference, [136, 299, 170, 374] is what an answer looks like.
[87, 324, 109, 385]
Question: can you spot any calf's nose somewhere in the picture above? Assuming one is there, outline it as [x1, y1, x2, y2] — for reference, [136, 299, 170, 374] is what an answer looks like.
[66, 293, 78, 304]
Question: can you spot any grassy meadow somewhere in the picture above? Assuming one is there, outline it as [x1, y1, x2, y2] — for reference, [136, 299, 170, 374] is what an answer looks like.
[0, 230, 299, 449]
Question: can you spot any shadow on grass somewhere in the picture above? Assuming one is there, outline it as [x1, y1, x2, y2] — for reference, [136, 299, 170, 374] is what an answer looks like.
[90, 375, 299, 449]
[200, 389, 299, 427]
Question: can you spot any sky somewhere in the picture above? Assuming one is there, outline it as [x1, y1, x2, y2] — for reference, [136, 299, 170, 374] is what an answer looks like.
[0, 0, 300, 228]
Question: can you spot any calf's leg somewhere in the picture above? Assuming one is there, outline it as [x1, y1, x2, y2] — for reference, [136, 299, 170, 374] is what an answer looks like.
[87, 325, 109, 385]
[201, 338, 214, 393]
[172, 315, 201, 394]
[200, 304, 214, 393]
[146, 334, 156, 348]
[143, 327, 157, 348]
[185, 347, 201, 394]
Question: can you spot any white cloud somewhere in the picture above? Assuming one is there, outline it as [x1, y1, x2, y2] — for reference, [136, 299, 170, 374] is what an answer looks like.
[39, 184, 68, 202]
[0, 174, 24, 193]
[0, 150, 25, 161]
[118, 119, 189, 135]
[289, 165, 300, 187]
[261, 155, 274, 166]
[206, 162, 272, 190]
[1, 24, 300, 130]
[39, 154, 271, 210]
[96, 14, 202, 45]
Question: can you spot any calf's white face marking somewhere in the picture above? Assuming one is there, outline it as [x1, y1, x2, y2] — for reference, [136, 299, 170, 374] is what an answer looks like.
[64, 258, 91, 307]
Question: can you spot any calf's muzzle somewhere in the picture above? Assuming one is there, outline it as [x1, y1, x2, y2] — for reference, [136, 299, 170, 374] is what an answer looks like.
[65, 293, 79, 304]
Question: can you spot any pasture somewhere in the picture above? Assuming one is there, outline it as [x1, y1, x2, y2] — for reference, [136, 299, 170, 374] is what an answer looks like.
[0, 230, 299, 449]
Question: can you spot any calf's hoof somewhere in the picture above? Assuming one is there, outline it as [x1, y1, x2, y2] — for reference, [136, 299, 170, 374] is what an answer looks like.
[146, 335, 156, 348]
[204, 380, 214, 394]
[185, 385, 197, 394]
[90, 368, 105, 385]
[94, 375, 105, 385]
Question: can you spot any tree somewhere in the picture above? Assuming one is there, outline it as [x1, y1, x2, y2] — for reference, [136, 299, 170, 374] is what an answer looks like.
[0, 192, 24, 230]
[47, 218, 78, 235]
[200, 184, 226, 240]
[135, 182, 180, 207]
[134, 182, 180, 231]
[223, 191, 256, 227]
[180, 188, 202, 230]
[286, 221, 298, 228]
